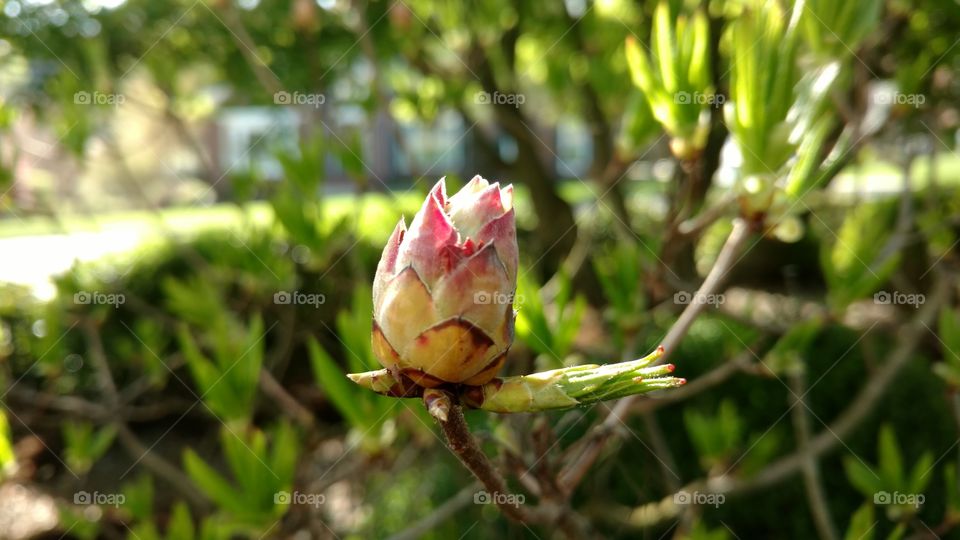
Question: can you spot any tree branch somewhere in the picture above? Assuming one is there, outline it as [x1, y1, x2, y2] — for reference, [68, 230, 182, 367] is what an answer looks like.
[82, 320, 209, 510]
[559, 218, 753, 492]
[595, 271, 948, 528]
[789, 371, 838, 540]
[258, 369, 317, 432]
[435, 399, 544, 524]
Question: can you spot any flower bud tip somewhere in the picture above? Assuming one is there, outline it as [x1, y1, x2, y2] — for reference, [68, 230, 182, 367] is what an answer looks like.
[678, 378, 687, 385]
[656, 345, 665, 355]
[665, 364, 675, 372]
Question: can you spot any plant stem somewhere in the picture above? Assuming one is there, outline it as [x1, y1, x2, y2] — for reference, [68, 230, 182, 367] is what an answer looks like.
[258, 369, 317, 431]
[789, 370, 838, 540]
[83, 320, 210, 509]
[435, 402, 535, 524]
[594, 271, 948, 529]
[559, 218, 752, 492]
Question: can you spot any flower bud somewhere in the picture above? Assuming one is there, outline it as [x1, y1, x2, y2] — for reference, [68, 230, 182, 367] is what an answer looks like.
[372, 176, 518, 387]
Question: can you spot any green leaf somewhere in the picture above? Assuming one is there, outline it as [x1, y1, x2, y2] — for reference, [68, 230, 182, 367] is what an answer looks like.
[939, 308, 960, 367]
[908, 451, 934, 495]
[820, 199, 901, 310]
[269, 421, 299, 488]
[166, 502, 195, 540]
[843, 456, 882, 498]
[308, 337, 368, 429]
[221, 427, 263, 499]
[336, 283, 376, 373]
[762, 318, 823, 374]
[878, 424, 904, 487]
[843, 503, 874, 540]
[183, 449, 245, 515]
[684, 400, 742, 468]
[129, 523, 162, 540]
[653, 2, 677, 93]
[623, 2, 712, 152]
[89, 425, 117, 463]
[122, 474, 154, 522]
[945, 463, 960, 519]
[63, 422, 116, 475]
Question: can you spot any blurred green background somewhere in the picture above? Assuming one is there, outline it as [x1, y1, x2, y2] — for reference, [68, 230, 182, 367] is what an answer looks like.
[1, 0, 960, 538]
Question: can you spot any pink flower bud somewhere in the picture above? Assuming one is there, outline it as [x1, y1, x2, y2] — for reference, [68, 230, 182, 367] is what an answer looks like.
[372, 176, 518, 387]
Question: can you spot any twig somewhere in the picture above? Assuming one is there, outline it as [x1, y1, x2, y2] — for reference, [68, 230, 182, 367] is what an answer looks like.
[113, 424, 210, 510]
[82, 321, 209, 509]
[258, 369, 317, 431]
[677, 192, 737, 238]
[640, 412, 682, 494]
[655, 218, 753, 363]
[385, 482, 480, 540]
[435, 401, 542, 524]
[6, 387, 193, 423]
[738, 272, 947, 493]
[559, 218, 753, 492]
[595, 271, 948, 528]
[789, 371, 838, 540]
[210, 2, 284, 95]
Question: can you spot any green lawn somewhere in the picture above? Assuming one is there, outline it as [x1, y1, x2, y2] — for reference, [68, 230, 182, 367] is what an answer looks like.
[0, 192, 424, 241]
[0, 179, 664, 241]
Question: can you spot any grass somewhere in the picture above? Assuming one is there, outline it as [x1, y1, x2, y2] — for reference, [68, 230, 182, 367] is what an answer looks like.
[0, 178, 666, 242]
[0, 192, 424, 241]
